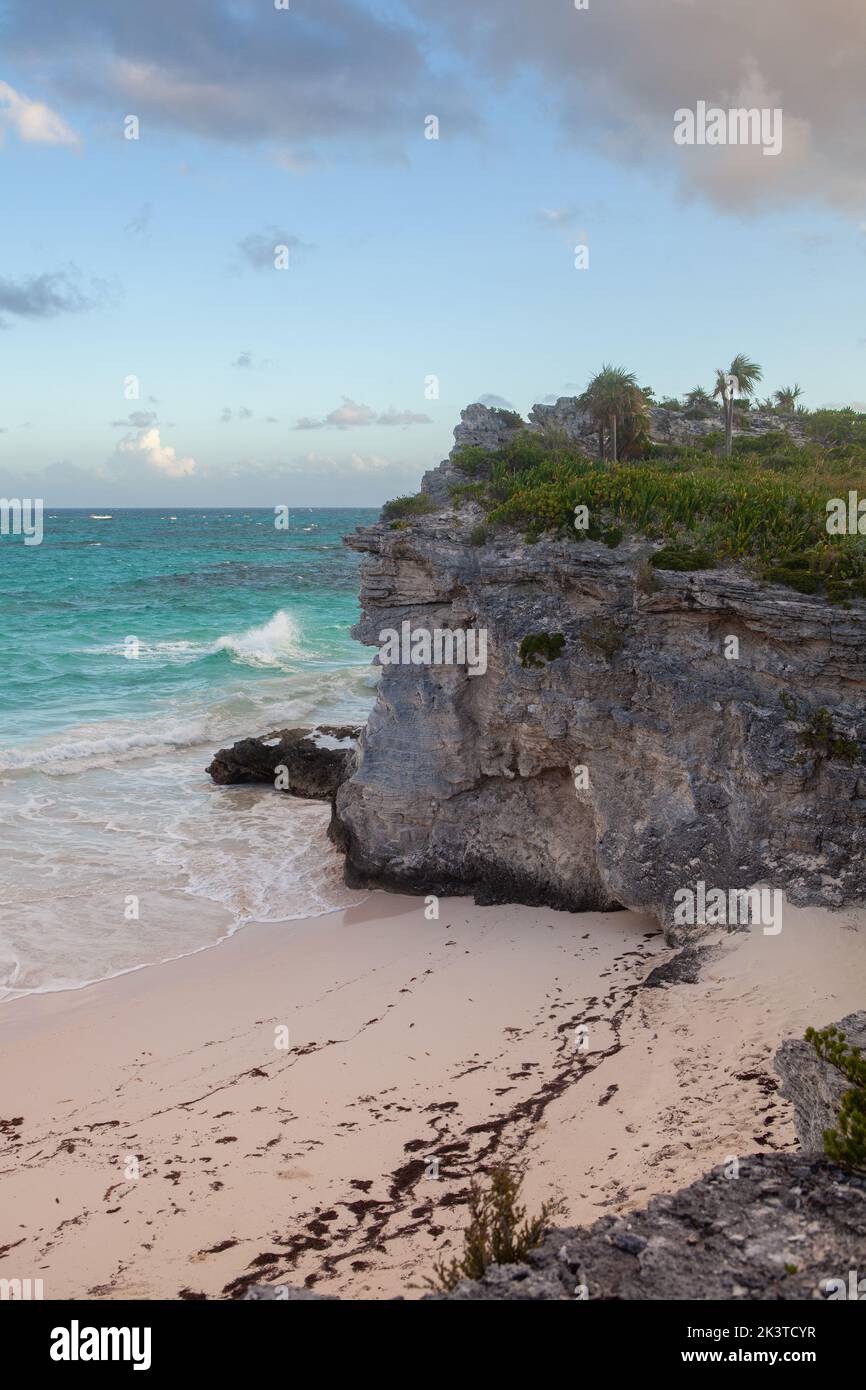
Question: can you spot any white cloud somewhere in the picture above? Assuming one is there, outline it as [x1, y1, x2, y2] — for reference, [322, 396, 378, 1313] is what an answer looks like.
[0, 81, 81, 148]
[295, 397, 431, 430]
[327, 398, 377, 429]
[117, 425, 196, 478]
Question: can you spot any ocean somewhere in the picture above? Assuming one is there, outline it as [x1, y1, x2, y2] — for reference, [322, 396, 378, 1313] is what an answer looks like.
[0, 507, 380, 1001]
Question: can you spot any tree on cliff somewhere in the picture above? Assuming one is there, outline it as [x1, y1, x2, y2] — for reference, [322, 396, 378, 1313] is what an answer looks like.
[684, 385, 713, 413]
[774, 383, 804, 413]
[713, 354, 763, 456]
[579, 365, 649, 462]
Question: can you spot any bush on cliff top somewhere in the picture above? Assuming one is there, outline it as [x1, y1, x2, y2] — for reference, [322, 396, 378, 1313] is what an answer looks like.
[381, 492, 437, 522]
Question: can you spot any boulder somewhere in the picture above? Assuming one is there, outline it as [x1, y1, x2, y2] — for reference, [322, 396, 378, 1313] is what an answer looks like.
[206, 725, 361, 800]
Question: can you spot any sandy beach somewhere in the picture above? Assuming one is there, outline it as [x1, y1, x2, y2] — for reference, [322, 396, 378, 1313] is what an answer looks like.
[0, 892, 863, 1300]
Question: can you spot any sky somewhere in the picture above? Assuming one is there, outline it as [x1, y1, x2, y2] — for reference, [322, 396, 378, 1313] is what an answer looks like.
[1, 0, 865, 505]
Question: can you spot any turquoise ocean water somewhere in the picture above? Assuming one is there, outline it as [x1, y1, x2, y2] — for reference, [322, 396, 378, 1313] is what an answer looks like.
[0, 508, 379, 999]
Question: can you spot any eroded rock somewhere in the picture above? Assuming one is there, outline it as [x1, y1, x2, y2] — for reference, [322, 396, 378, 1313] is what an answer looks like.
[207, 725, 361, 800]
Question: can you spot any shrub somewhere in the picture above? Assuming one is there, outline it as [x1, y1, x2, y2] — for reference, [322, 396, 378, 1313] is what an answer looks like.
[495, 408, 524, 429]
[451, 445, 494, 478]
[470, 524, 488, 546]
[805, 1025, 866, 1176]
[650, 545, 716, 572]
[806, 408, 866, 449]
[826, 577, 866, 604]
[381, 492, 437, 522]
[763, 565, 820, 594]
[732, 430, 794, 456]
[519, 632, 565, 668]
[428, 1166, 563, 1292]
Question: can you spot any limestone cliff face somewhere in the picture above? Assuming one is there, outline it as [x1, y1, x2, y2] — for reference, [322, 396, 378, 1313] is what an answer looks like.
[334, 404, 866, 932]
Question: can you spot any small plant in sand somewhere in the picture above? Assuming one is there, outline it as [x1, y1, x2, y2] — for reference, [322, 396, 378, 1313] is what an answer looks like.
[428, 1165, 562, 1292]
[805, 1024, 866, 1176]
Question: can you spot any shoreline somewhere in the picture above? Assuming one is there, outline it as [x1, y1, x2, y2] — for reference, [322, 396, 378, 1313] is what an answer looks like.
[1, 891, 863, 1299]
[0, 890, 371, 1009]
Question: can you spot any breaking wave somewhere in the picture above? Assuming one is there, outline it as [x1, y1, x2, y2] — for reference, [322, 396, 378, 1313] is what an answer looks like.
[82, 609, 307, 670]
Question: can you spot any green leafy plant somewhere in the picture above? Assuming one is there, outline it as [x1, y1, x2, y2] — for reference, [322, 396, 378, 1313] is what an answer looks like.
[519, 632, 565, 668]
[469, 523, 488, 546]
[494, 408, 524, 430]
[805, 1025, 866, 1176]
[650, 545, 716, 572]
[444, 414, 866, 606]
[381, 492, 437, 522]
[428, 1166, 563, 1293]
[763, 564, 819, 594]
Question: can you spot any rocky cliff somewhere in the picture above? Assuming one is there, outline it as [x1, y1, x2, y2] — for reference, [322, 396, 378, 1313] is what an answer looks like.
[333, 402, 866, 935]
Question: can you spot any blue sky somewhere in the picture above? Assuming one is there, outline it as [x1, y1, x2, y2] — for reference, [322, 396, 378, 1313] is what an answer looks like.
[1, 0, 864, 504]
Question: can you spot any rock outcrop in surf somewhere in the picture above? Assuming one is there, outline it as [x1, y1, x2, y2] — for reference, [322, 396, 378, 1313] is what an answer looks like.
[207, 725, 361, 800]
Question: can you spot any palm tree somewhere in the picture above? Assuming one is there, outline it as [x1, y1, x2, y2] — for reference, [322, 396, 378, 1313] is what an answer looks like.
[579, 365, 648, 462]
[684, 386, 714, 417]
[579, 368, 608, 459]
[713, 353, 763, 457]
[685, 386, 712, 408]
[774, 384, 804, 413]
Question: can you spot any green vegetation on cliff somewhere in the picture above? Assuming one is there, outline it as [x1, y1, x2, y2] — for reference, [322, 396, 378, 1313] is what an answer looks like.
[805, 1025, 866, 1176]
[447, 422, 866, 600]
[381, 492, 437, 524]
